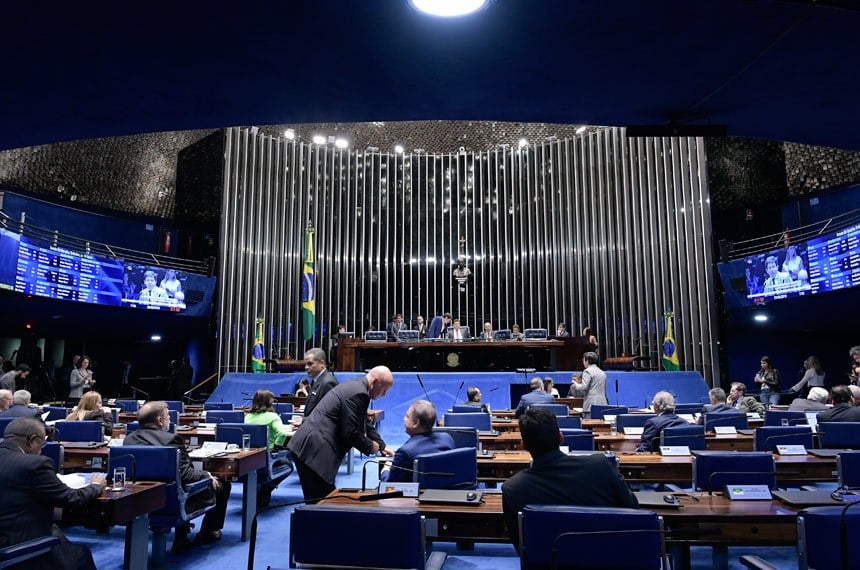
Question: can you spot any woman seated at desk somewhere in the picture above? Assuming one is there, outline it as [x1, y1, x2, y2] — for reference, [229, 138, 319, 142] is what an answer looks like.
[245, 389, 292, 507]
[66, 391, 113, 436]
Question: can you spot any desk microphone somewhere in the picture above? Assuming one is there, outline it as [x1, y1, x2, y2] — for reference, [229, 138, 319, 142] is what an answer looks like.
[614, 378, 619, 407]
[705, 470, 774, 495]
[416, 374, 431, 401]
[360, 459, 454, 492]
[108, 453, 138, 484]
[452, 381, 465, 409]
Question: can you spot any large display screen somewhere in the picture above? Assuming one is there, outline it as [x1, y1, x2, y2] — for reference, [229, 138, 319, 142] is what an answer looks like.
[718, 222, 860, 308]
[0, 227, 216, 316]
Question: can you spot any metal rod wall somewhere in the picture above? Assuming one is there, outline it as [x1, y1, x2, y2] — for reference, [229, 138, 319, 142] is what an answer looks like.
[217, 127, 720, 383]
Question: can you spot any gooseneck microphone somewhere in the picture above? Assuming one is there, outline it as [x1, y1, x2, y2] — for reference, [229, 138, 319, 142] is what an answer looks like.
[416, 374, 431, 401]
[452, 381, 465, 408]
[360, 459, 454, 492]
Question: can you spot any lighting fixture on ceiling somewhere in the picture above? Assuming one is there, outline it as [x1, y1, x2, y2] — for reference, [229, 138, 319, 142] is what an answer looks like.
[312, 135, 326, 145]
[575, 126, 587, 135]
[518, 138, 528, 148]
[394, 145, 405, 154]
[408, 0, 489, 17]
[753, 314, 768, 322]
[284, 129, 295, 140]
[151, 334, 162, 341]
[334, 138, 349, 149]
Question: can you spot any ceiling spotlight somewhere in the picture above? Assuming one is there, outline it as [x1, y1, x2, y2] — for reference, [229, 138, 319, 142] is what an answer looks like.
[753, 314, 768, 322]
[284, 129, 295, 140]
[518, 138, 528, 148]
[414, 148, 425, 154]
[334, 138, 349, 149]
[366, 146, 380, 152]
[150, 334, 162, 341]
[575, 126, 587, 135]
[249, 126, 259, 136]
[409, 0, 489, 17]
[394, 145, 405, 154]
[312, 135, 326, 145]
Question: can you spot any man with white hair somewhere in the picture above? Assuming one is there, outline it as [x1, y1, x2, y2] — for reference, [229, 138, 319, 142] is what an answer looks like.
[638, 391, 689, 452]
[0, 389, 12, 412]
[0, 390, 40, 419]
[788, 387, 829, 412]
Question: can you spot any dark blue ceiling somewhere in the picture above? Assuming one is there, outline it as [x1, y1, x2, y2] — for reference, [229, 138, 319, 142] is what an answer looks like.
[1, 0, 858, 151]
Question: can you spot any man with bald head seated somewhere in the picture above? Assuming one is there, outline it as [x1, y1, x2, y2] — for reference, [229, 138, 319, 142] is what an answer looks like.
[381, 400, 455, 483]
[288, 366, 395, 502]
[817, 386, 860, 423]
[0, 418, 106, 569]
[638, 392, 689, 452]
[124, 401, 231, 551]
[0, 390, 40, 419]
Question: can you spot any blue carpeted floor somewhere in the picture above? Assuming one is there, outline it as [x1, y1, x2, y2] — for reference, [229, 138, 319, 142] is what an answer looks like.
[64, 455, 801, 569]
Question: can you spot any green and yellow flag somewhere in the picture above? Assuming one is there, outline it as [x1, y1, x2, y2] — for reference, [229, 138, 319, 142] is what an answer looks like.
[251, 317, 266, 373]
[662, 311, 680, 371]
[301, 225, 316, 341]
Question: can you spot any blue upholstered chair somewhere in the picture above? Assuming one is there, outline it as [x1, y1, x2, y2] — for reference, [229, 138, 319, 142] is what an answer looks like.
[753, 426, 814, 452]
[0, 537, 60, 569]
[616, 414, 657, 431]
[660, 426, 706, 450]
[216, 422, 293, 487]
[115, 399, 139, 413]
[444, 412, 491, 431]
[53, 420, 103, 443]
[42, 406, 70, 421]
[528, 403, 569, 416]
[786, 505, 860, 570]
[203, 402, 233, 411]
[763, 409, 807, 427]
[273, 402, 293, 415]
[692, 451, 775, 492]
[837, 451, 860, 489]
[40, 442, 64, 473]
[164, 400, 184, 413]
[518, 505, 668, 570]
[109, 446, 214, 565]
[452, 404, 484, 413]
[205, 410, 245, 424]
[0, 417, 15, 436]
[556, 416, 583, 429]
[560, 428, 595, 451]
[590, 405, 629, 420]
[287, 505, 446, 570]
[433, 427, 479, 450]
[818, 422, 860, 449]
[413, 447, 477, 490]
[674, 403, 705, 415]
[703, 412, 748, 432]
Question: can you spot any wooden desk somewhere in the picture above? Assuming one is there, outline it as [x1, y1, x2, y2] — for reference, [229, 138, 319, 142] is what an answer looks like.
[63, 445, 110, 471]
[203, 448, 267, 541]
[63, 482, 167, 570]
[174, 426, 216, 447]
[595, 433, 755, 453]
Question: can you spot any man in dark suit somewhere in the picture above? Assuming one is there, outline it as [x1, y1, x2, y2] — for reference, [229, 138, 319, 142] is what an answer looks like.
[426, 313, 452, 339]
[502, 408, 638, 549]
[288, 366, 395, 502]
[0, 417, 106, 569]
[386, 313, 406, 341]
[697, 387, 735, 425]
[301, 348, 338, 418]
[514, 378, 555, 418]
[638, 392, 690, 452]
[381, 400, 455, 483]
[0, 390, 40, 419]
[817, 385, 860, 422]
[124, 401, 231, 551]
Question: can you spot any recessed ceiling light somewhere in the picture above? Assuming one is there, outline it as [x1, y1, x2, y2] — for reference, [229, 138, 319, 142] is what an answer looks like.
[284, 129, 295, 140]
[518, 138, 528, 148]
[334, 138, 349, 149]
[312, 135, 326, 145]
[575, 126, 587, 135]
[753, 314, 768, 322]
[409, 0, 489, 17]
[151, 334, 162, 341]
[394, 144, 405, 154]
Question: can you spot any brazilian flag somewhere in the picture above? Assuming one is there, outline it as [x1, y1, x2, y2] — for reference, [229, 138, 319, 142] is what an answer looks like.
[301, 225, 316, 341]
[662, 311, 680, 371]
[251, 318, 266, 373]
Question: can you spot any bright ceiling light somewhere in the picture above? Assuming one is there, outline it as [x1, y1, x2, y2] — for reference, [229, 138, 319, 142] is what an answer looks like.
[334, 138, 349, 149]
[394, 144, 405, 154]
[518, 138, 528, 148]
[151, 334, 162, 341]
[753, 314, 768, 322]
[284, 129, 295, 140]
[312, 135, 326, 145]
[409, 0, 489, 17]
[575, 126, 587, 135]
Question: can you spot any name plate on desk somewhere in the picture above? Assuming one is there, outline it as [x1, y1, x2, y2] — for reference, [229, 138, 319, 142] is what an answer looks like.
[659, 446, 691, 456]
[378, 482, 419, 497]
[775, 444, 808, 456]
[678, 414, 696, 423]
[623, 427, 644, 436]
[713, 426, 737, 435]
[603, 415, 617, 424]
[725, 485, 772, 501]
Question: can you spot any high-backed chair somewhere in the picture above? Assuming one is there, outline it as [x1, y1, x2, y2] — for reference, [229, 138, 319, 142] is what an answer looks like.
[42, 406, 70, 421]
[216, 422, 293, 490]
[273, 402, 293, 415]
[616, 414, 657, 431]
[790, 505, 860, 570]
[125, 421, 175, 434]
[115, 399, 139, 413]
[168, 409, 179, 427]
[556, 416, 583, 429]
[590, 405, 629, 420]
[204, 402, 233, 411]
[109, 446, 214, 565]
[753, 426, 814, 452]
[40, 442, 64, 473]
[674, 403, 705, 415]
[837, 451, 860, 489]
[763, 409, 807, 427]
[692, 451, 775, 492]
[205, 410, 245, 424]
[703, 412, 748, 432]
[0, 417, 15, 436]
[518, 505, 668, 570]
[53, 420, 103, 443]
[164, 400, 184, 414]
[0, 537, 60, 569]
[818, 422, 860, 449]
[287, 505, 446, 570]
[451, 404, 485, 413]
[444, 412, 491, 431]
[528, 403, 569, 416]
[660, 426, 706, 450]
[560, 428, 595, 451]
[433, 427, 479, 450]
[413, 447, 477, 490]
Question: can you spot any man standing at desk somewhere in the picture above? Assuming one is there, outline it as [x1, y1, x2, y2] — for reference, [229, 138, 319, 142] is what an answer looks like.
[502, 408, 638, 549]
[381, 400, 454, 482]
[288, 366, 395, 502]
[302, 348, 338, 419]
[569, 352, 607, 418]
[0, 417, 107, 569]
[426, 313, 452, 339]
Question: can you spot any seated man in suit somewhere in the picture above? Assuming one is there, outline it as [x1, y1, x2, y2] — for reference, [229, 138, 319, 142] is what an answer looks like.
[386, 313, 406, 341]
[460, 387, 488, 412]
[514, 378, 555, 418]
[788, 386, 829, 412]
[638, 391, 689, 452]
[502, 408, 638, 549]
[697, 387, 734, 425]
[817, 385, 860, 422]
[447, 319, 467, 340]
[0, 390, 40, 419]
[0, 417, 106, 569]
[124, 401, 231, 552]
[726, 382, 765, 415]
[381, 400, 455, 483]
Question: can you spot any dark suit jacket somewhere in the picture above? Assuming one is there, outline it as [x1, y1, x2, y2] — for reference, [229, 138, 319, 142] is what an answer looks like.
[0, 441, 102, 567]
[697, 403, 735, 425]
[0, 404, 40, 419]
[381, 431, 456, 483]
[427, 316, 445, 339]
[817, 403, 860, 423]
[514, 390, 555, 418]
[638, 412, 690, 452]
[288, 377, 384, 484]
[123, 426, 210, 487]
[501, 450, 638, 548]
[303, 369, 339, 418]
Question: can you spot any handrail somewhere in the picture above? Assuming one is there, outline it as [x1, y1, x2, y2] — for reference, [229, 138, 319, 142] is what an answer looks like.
[182, 372, 219, 404]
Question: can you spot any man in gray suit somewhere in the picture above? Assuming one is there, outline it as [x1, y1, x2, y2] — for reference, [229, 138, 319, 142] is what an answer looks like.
[570, 352, 607, 418]
[288, 366, 395, 502]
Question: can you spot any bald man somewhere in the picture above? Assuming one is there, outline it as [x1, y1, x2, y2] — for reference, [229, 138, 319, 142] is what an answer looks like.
[288, 366, 395, 502]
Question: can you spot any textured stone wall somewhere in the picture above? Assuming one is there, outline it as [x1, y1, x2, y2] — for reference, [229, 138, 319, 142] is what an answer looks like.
[784, 142, 860, 195]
